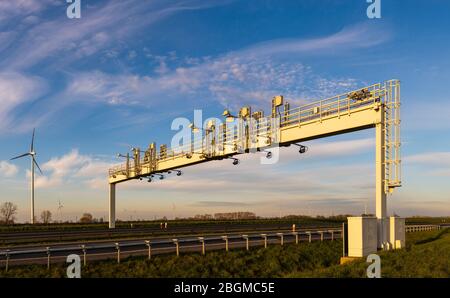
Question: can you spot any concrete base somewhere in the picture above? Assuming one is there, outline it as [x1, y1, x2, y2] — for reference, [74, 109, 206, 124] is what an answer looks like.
[390, 217, 405, 249]
[347, 216, 378, 257]
[346, 216, 405, 257]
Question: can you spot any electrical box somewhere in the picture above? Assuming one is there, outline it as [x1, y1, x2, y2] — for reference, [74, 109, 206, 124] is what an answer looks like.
[240, 107, 251, 118]
[252, 111, 263, 119]
[390, 216, 405, 249]
[347, 216, 378, 257]
[159, 144, 167, 159]
[272, 95, 283, 107]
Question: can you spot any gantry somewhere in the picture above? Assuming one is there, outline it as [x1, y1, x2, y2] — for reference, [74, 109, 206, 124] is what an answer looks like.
[108, 80, 401, 249]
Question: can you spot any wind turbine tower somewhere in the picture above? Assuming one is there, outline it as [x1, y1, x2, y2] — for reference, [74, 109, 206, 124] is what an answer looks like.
[57, 199, 64, 222]
[10, 129, 43, 224]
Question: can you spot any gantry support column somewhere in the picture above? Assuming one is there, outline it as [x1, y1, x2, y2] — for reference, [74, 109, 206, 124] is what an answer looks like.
[375, 123, 388, 248]
[109, 183, 116, 229]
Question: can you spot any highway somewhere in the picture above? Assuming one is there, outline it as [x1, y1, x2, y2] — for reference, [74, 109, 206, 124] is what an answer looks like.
[0, 222, 340, 246]
[0, 228, 342, 267]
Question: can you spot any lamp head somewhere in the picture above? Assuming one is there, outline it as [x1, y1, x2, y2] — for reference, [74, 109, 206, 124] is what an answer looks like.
[223, 109, 236, 122]
[299, 145, 307, 154]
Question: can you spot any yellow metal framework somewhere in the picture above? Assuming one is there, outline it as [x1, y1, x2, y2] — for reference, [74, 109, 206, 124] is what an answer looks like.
[108, 79, 401, 247]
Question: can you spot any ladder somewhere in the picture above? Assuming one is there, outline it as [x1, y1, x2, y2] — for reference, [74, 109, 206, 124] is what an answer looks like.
[383, 79, 402, 193]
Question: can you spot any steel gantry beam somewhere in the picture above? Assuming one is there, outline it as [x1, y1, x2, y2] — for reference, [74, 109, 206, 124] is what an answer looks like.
[107, 80, 401, 248]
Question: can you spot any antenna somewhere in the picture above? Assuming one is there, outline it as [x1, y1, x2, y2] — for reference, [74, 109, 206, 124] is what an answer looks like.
[10, 128, 44, 224]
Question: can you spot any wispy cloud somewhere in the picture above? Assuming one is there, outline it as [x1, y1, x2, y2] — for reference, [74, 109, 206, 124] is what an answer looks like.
[191, 201, 251, 207]
[0, 3, 390, 134]
[0, 160, 19, 178]
[0, 72, 47, 132]
[28, 149, 113, 188]
[63, 53, 361, 113]
[404, 152, 450, 167]
[0, 0, 58, 23]
[237, 22, 391, 58]
[392, 195, 450, 217]
[0, 0, 235, 133]
[404, 151, 450, 177]
[403, 101, 450, 130]
[1, 0, 231, 70]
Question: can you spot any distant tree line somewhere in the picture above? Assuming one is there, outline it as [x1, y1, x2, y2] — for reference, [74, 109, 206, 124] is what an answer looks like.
[0, 201, 104, 225]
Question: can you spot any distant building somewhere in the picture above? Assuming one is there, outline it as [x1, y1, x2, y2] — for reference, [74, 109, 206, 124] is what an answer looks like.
[214, 212, 256, 220]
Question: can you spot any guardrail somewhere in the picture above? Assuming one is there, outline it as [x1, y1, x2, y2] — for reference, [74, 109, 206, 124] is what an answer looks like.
[0, 224, 340, 245]
[0, 229, 342, 271]
[405, 225, 442, 233]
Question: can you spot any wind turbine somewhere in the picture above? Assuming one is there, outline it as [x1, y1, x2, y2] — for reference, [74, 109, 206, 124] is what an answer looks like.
[10, 128, 43, 224]
[57, 199, 64, 222]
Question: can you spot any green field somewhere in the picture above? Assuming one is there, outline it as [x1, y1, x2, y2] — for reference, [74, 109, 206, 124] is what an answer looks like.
[1, 229, 448, 278]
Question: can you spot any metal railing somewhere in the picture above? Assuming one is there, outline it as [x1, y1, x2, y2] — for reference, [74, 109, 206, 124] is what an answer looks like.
[109, 80, 396, 179]
[405, 225, 442, 233]
[0, 229, 342, 270]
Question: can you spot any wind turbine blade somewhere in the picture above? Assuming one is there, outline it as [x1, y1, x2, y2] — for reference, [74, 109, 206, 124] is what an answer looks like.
[30, 128, 35, 152]
[33, 158, 44, 175]
[10, 153, 30, 160]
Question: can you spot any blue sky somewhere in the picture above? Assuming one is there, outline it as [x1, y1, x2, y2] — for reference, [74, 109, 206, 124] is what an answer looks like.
[0, 0, 449, 222]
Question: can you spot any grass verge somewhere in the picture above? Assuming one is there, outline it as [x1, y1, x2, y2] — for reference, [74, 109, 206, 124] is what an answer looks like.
[1, 229, 448, 278]
[286, 228, 450, 278]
